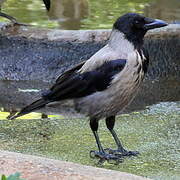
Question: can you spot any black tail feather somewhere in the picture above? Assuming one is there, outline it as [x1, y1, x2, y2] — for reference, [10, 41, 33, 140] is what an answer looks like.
[8, 98, 50, 120]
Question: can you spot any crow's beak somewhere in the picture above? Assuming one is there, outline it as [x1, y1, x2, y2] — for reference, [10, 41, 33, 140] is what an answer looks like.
[144, 18, 168, 30]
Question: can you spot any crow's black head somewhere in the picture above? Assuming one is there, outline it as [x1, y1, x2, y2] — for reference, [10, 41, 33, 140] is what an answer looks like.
[113, 13, 168, 48]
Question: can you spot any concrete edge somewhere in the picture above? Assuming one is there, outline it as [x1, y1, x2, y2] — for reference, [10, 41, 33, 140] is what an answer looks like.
[0, 151, 151, 180]
[0, 23, 180, 42]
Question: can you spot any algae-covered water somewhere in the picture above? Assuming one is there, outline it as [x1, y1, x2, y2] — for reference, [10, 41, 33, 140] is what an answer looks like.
[0, 0, 180, 30]
[0, 101, 179, 180]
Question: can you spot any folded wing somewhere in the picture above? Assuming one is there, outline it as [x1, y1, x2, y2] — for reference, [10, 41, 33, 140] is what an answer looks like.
[44, 59, 127, 100]
[9, 59, 126, 119]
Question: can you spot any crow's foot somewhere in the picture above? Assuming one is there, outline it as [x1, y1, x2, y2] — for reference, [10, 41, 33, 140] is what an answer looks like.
[90, 150, 123, 165]
[104, 148, 139, 157]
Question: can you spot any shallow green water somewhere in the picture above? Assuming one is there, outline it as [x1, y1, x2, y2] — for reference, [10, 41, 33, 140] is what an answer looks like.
[0, 0, 179, 29]
[0, 101, 179, 180]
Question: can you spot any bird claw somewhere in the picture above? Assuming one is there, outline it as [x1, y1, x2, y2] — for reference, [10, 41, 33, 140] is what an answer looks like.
[90, 150, 123, 165]
[90, 150, 97, 159]
[122, 150, 140, 156]
[104, 148, 139, 157]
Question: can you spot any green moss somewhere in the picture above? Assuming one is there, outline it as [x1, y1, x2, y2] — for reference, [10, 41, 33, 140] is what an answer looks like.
[0, 102, 179, 180]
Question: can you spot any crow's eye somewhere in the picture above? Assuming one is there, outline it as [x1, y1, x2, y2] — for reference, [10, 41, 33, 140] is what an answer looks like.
[135, 20, 140, 24]
[134, 19, 144, 28]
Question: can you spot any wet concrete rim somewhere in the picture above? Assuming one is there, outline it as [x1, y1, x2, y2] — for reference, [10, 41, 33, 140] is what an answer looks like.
[0, 151, 151, 180]
[0, 23, 180, 42]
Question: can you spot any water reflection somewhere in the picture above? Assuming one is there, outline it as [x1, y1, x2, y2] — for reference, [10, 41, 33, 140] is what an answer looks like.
[0, 77, 179, 120]
[1, 0, 179, 29]
[144, 0, 180, 22]
[0, 0, 5, 7]
[0, 0, 17, 23]
[45, 0, 89, 30]
[0, 106, 64, 120]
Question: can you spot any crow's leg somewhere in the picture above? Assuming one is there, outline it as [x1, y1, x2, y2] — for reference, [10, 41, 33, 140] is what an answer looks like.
[105, 116, 139, 157]
[89, 118, 122, 164]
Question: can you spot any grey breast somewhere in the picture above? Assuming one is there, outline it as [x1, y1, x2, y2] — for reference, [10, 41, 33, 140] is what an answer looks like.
[74, 50, 145, 119]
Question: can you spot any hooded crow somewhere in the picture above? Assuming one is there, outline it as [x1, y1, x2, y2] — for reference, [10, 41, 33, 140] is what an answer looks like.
[8, 13, 168, 164]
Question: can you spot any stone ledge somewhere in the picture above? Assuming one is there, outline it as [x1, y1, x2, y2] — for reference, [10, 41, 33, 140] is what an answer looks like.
[0, 22, 179, 82]
[0, 23, 180, 42]
[0, 151, 150, 180]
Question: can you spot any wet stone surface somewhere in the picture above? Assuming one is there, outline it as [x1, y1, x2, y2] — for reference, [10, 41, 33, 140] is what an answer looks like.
[0, 35, 104, 81]
[0, 77, 179, 117]
[0, 25, 179, 82]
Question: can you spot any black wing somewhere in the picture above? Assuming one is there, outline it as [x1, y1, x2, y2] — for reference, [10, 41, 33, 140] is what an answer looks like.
[8, 59, 126, 120]
[42, 59, 127, 101]
[55, 61, 86, 84]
